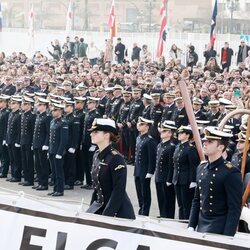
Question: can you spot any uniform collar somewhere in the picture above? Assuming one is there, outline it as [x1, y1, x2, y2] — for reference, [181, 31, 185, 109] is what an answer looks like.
[98, 144, 112, 160]
[140, 133, 148, 139]
[66, 112, 73, 118]
[208, 156, 224, 170]
[180, 141, 189, 147]
[162, 140, 171, 145]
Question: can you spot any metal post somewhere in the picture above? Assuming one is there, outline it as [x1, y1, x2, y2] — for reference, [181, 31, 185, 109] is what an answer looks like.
[84, 0, 88, 30]
[230, 0, 234, 34]
[149, 1, 152, 32]
[72, 1, 75, 31]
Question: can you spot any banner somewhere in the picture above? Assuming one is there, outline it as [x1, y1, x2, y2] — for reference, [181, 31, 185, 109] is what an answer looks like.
[0, 192, 249, 250]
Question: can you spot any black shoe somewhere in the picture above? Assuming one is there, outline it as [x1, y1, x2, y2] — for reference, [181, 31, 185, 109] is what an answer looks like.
[9, 178, 21, 182]
[64, 185, 74, 190]
[0, 174, 7, 178]
[47, 191, 55, 196]
[74, 180, 83, 186]
[32, 185, 39, 189]
[18, 182, 25, 185]
[36, 185, 48, 191]
[6, 177, 13, 181]
[51, 192, 64, 197]
[22, 181, 34, 187]
[80, 184, 93, 190]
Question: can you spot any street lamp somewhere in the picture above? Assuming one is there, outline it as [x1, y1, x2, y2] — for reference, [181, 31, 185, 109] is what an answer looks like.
[226, 0, 239, 33]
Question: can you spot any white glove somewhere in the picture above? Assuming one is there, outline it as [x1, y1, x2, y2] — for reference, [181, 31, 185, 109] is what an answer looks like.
[2, 140, 6, 146]
[145, 173, 153, 179]
[68, 148, 75, 154]
[14, 143, 21, 148]
[31, 146, 33, 151]
[189, 182, 197, 189]
[89, 145, 96, 152]
[166, 182, 172, 186]
[187, 227, 194, 232]
[55, 154, 62, 159]
[42, 145, 49, 151]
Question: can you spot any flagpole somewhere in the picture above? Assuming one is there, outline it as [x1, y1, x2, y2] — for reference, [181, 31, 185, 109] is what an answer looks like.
[0, 1, 3, 44]
[28, 4, 35, 56]
[165, 0, 168, 57]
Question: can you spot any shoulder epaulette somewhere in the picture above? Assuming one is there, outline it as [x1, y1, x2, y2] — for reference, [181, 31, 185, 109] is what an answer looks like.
[114, 165, 125, 171]
[148, 135, 153, 139]
[111, 149, 118, 155]
[224, 161, 233, 169]
[170, 143, 175, 146]
[200, 160, 208, 164]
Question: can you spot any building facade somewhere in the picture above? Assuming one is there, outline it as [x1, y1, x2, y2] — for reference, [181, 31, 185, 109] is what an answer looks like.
[1, 0, 249, 34]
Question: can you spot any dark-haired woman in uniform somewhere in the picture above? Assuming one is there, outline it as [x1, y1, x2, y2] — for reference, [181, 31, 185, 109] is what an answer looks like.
[87, 118, 135, 219]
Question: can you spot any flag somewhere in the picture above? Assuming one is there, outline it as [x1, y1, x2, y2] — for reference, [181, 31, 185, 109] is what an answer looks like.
[0, 2, 3, 32]
[108, 0, 116, 39]
[28, 4, 34, 38]
[210, 0, 218, 47]
[66, 0, 73, 36]
[156, 0, 167, 57]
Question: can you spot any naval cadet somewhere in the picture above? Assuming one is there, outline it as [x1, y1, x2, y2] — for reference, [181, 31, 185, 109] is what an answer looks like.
[217, 98, 232, 125]
[192, 97, 207, 121]
[48, 103, 69, 196]
[19, 96, 36, 186]
[225, 105, 241, 141]
[103, 88, 114, 119]
[108, 85, 124, 121]
[161, 92, 177, 123]
[63, 100, 80, 190]
[206, 100, 221, 126]
[117, 91, 131, 161]
[188, 127, 242, 236]
[81, 97, 101, 189]
[149, 93, 163, 143]
[142, 93, 152, 119]
[62, 81, 74, 100]
[173, 126, 200, 220]
[96, 86, 107, 117]
[172, 97, 189, 129]
[134, 117, 157, 216]
[32, 97, 51, 190]
[231, 132, 250, 176]
[6, 97, 22, 182]
[155, 121, 176, 218]
[127, 88, 144, 164]
[87, 118, 135, 219]
[74, 96, 86, 186]
[0, 95, 11, 178]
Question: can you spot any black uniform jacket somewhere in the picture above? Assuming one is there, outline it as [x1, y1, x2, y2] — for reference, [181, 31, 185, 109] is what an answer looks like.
[0, 108, 10, 143]
[20, 110, 36, 145]
[134, 133, 157, 178]
[88, 144, 135, 219]
[155, 140, 176, 183]
[49, 118, 68, 156]
[188, 157, 242, 236]
[6, 110, 21, 145]
[172, 141, 200, 185]
[33, 112, 51, 149]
